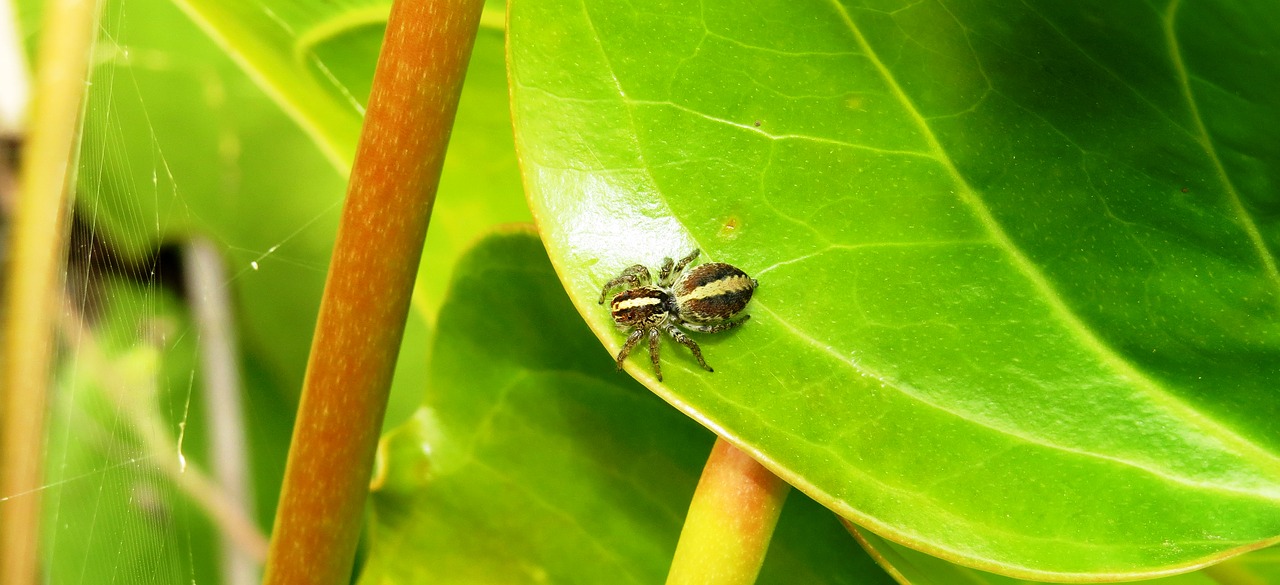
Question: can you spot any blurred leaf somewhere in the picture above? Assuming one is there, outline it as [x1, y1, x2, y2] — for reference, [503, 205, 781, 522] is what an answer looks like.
[168, 0, 367, 167]
[360, 227, 895, 585]
[171, 0, 506, 169]
[509, 0, 1280, 578]
[1209, 547, 1280, 584]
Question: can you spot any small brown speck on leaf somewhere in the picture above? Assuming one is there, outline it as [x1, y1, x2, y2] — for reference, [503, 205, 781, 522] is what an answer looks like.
[719, 216, 740, 239]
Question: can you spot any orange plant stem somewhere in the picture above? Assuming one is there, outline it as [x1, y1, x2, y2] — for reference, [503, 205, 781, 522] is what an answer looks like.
[261, 0, 483, 582]
[666, 438, 791, 585]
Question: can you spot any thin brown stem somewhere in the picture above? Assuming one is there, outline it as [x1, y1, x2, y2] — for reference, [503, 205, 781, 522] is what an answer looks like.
[261, 0, 484, 582]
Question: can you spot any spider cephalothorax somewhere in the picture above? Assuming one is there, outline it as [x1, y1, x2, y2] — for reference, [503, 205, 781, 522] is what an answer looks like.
[597, 249, 757, 381]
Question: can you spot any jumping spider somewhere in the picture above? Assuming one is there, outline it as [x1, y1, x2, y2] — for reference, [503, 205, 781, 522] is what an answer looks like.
[598, 249, 758, 381]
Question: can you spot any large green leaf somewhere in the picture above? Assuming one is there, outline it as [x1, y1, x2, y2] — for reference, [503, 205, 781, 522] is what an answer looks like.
[509, 0, 1280, 578]
[360, 227, 896, 585]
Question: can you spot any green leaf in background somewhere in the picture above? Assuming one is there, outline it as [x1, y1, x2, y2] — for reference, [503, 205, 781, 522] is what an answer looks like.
[509, 0, 1280, 578]
[360, 227, 896, 585]
[1213, 547, 1280, 584]
[167, 0, 365, 167]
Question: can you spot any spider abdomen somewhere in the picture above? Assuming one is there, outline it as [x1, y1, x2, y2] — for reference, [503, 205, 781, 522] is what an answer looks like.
[673, 262, 757, 323]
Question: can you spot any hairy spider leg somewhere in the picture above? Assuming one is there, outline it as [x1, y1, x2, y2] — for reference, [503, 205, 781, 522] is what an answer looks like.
[680, 314, 750, 334]
[657, 256, 675, 285]
[648, 327, 664, 381]
[666, 325, 713, 372]
[660, 249, 701, 287]
[615, 328, 645, 370]
[598, 264, 653, 304]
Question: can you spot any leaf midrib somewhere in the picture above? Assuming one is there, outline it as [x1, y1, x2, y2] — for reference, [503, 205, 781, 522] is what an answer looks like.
[824, 0, 1280, 473]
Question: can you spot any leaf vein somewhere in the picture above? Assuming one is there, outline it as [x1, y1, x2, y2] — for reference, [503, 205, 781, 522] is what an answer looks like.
[1163, 0, 1280, 294]
[826, 0, 1280, 472]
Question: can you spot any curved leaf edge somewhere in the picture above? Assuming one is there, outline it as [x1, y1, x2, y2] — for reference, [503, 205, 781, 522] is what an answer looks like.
[842, 515, 1278, 584]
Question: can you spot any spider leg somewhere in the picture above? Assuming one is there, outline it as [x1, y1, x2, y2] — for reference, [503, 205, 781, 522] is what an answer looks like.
[648, 327, 664, 381]
[680, 314, 749, 334]
[666, 324, 713, 372]
[615, 328, 645, 371]
[598, 264, 652, 303]
[657, 256, 675, 286]
[663, 249, 700, 286]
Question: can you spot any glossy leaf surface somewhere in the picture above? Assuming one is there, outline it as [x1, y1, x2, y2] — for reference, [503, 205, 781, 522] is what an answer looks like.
[509, 0, 1280, 577]
[359, 228, 895, 585]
